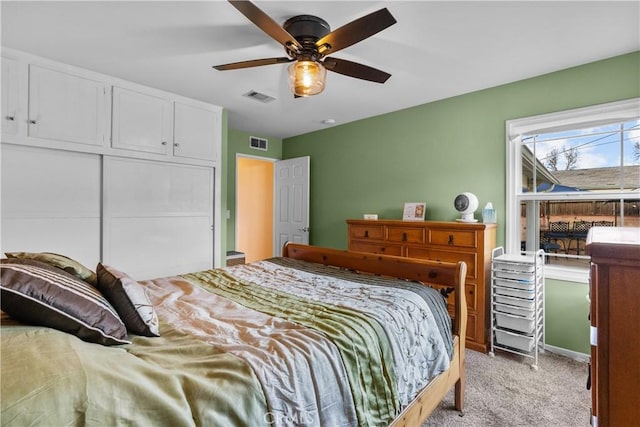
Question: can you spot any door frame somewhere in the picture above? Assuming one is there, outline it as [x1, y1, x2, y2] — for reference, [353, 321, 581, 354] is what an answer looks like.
[235, 153, 277, 261]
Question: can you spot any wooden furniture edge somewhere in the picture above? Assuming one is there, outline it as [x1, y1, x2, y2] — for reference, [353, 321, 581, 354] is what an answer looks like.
[282, 242, 468, 425]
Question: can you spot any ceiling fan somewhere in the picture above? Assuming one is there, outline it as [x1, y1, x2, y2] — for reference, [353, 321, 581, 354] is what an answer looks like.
[213, 0, 397, 97]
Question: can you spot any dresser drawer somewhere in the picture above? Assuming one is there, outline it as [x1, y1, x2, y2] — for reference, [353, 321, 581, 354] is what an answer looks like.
[406, 247, 477, 279]
[448, 309, 477, 342]
[349, 224, 385, 240]
[349, 241, 403, 257]
[387, 226, 425, 244]
[429, 229, 477, 248]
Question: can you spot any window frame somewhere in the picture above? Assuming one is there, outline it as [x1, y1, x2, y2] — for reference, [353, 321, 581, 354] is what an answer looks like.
[505, 98, 640, 281]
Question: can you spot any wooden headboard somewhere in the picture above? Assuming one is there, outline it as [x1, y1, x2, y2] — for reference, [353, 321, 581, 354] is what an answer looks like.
[282, 243, 467, 338]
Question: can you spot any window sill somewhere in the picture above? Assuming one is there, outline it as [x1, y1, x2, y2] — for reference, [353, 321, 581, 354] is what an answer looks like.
[544, 264, 589, 283]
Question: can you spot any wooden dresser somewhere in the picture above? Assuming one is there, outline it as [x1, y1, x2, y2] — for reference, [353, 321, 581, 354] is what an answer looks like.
[346, 219, 497, 352]
[586, 227, 640, 427]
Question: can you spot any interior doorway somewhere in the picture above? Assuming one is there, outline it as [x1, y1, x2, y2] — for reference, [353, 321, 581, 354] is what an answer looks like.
[236, 156, 274, 263]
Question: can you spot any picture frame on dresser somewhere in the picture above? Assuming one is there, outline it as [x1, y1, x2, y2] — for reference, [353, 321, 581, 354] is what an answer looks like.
[402, 202, 426, 221]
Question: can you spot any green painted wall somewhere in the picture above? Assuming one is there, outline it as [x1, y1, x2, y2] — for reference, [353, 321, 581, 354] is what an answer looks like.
[225, 129, 282, 251]
[279, 51, 639, 354]
[282, 51, 640, 251]
[545, 279, 590, 354]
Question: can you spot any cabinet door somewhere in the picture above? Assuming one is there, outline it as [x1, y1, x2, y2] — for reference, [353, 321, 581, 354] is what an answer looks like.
[1, 56, 20, 136]
[173, 101, 220, 161]
[28, 64, 106, 146]
[111, 86, 172, 155]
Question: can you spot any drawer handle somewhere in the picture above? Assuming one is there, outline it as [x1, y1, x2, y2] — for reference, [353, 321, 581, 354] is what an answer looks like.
[402, 232, 407, 242]
[448, 234, 454, 245]
[5, 116, 15, 121]
[364, 230, 369, 238]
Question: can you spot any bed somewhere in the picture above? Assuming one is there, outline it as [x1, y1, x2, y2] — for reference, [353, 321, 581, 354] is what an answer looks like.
[0, 243, 466, 426]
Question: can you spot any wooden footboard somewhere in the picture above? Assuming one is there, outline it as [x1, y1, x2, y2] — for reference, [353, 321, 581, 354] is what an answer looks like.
[282, 243, 467, 426]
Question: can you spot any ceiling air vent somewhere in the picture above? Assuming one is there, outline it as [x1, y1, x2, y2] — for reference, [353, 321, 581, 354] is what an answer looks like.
[243, 90, 276, 103]
[250, 136, 268, 151]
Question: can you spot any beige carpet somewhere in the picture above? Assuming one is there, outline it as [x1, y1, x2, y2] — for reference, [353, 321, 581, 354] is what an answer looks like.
[424, 349, 591, 426]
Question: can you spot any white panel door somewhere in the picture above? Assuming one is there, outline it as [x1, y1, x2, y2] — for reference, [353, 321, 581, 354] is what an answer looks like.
[103, 157, 214, 280]
[1, 56, 20, 136]
[27, 64, 106, 146]
[273, 156, 310, 256]
[173, 100, 220, 161]
[0, 144, 101, 268]
[111, 86, 172, 155]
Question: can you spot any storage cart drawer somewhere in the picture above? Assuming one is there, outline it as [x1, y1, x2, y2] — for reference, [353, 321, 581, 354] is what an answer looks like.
[495, 295, 536, 309]
[494, 302, 535, 318]
[493, 260, 535, 273]
[495, 312, 535, 334]
[495, 329, 535, 353]
[493, 270, 536, 282]
[494, 277, 535, 291]
[494, 286, 535, 299]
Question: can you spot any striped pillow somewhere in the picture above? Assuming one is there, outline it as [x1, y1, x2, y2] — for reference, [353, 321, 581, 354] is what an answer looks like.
[5, 252, 97, 285]
[96, 263, 160, 337]
[0, 258, 129, 346]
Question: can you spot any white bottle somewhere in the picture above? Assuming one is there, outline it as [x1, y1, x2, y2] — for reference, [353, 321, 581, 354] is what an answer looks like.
[482, 202, 496, 224]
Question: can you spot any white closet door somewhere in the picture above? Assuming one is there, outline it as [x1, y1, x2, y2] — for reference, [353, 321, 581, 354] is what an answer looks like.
[0, 144, 101, 268]
[103, 157, 213, 280]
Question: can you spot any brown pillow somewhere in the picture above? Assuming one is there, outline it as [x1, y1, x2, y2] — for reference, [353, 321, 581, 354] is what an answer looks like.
[96, 263, 160, 337]
[5, 252, 97, 285]
[0, 258, 129, 346]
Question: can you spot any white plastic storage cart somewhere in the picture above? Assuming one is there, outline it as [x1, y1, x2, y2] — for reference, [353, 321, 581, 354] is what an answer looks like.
[489, 247, 545, 369]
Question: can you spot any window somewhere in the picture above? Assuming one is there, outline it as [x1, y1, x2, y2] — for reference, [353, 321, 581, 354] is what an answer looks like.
[506, 98, 640, 281]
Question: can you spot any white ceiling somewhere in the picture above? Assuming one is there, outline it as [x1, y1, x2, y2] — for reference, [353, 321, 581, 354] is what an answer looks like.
[2, 1, 639, 139]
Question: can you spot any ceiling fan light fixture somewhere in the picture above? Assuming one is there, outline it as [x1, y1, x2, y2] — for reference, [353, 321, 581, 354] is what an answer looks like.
[288, 60, 326, 97]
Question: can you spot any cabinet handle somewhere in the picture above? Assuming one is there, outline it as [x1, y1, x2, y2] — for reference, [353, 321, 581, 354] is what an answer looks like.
[173, 142, 180, 147]
[364, 230, 369, 238]
[5, 116, 15, 121]
[161, 141, 168, 145]
[402, 232, 407, 242]
[448, 234, 454, 245]
[28, 119, 36, 124]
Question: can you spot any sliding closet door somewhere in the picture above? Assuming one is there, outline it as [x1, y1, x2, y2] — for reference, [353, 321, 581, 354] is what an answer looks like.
[103, 157, 214, 280]
[0, 144, 101, 267]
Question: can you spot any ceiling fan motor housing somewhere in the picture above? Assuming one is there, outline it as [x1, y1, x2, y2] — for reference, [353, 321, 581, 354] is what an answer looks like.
[283, 15, 331, 58]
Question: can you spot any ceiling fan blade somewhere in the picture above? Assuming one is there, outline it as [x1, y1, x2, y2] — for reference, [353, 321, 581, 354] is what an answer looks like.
[323, 57, 391, 83]
[228, 0, 302, 52]
[315, 8, 396, 55]
[213, 57, 293, 71]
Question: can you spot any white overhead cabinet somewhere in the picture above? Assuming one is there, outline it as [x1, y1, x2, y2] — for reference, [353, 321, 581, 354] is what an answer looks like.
[173, 100, 220, 162]
[111, 86, 221, 162]
[0, 49, 224, 275]
[111, 86, 172, 155]
[1, 56, 20, 137]
[27, 64, 107, 147]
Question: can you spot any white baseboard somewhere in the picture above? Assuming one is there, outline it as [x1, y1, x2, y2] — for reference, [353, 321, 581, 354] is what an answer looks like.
[544, 344, 590, 363]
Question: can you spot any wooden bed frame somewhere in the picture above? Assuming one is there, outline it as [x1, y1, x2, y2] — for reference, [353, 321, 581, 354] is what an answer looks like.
[282, 243, 467, 426]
